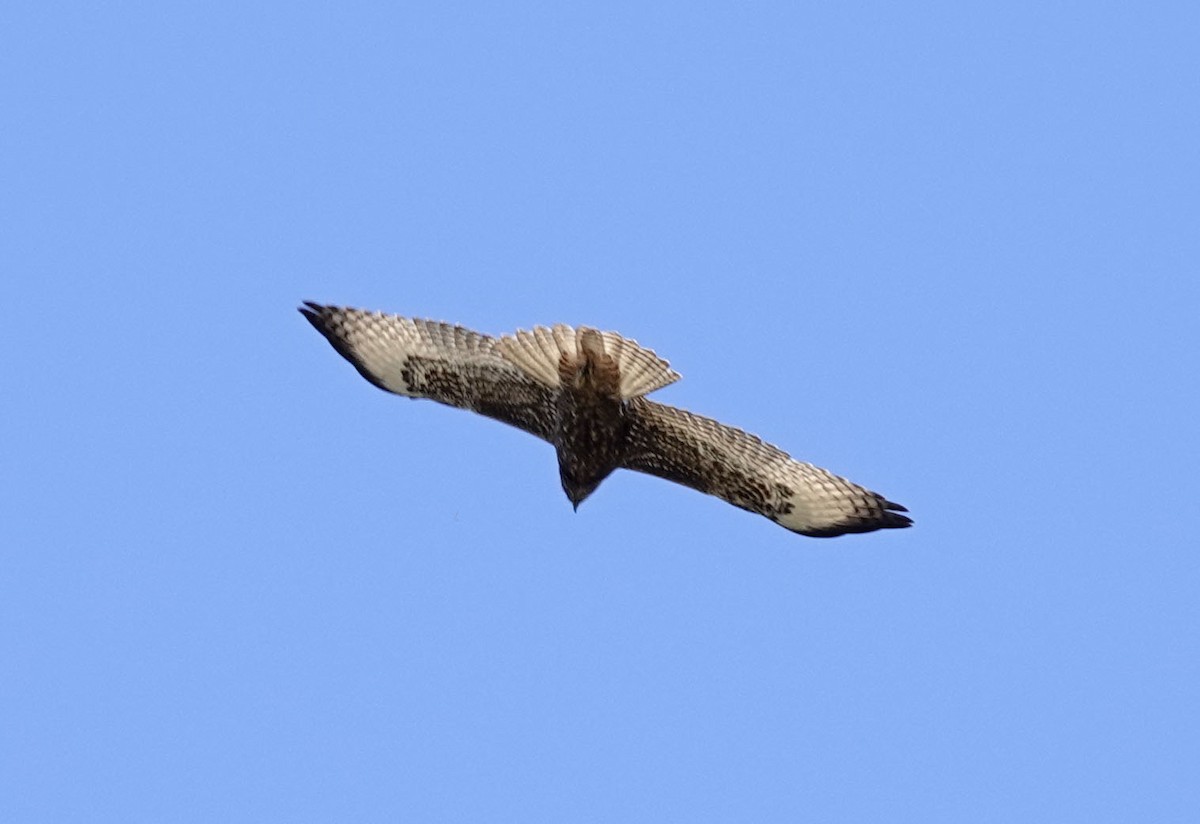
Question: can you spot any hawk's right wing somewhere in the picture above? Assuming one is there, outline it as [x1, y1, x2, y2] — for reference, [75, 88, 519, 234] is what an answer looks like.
[300, 303, 557, 442]
[620, 398, 912, 537]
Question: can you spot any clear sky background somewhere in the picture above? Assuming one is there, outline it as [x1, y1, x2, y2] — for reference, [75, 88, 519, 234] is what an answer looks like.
[3, 2, 1197, 821]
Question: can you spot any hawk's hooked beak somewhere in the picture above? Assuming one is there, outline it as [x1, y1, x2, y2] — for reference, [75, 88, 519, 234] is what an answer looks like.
[566, 485, 593, 511]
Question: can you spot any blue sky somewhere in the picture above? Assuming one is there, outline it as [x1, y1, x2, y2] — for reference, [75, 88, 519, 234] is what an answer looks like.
[3, 1, 1197, 821]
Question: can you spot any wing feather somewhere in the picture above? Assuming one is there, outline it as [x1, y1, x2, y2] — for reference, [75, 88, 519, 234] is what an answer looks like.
[620, 398, 912, 537]
[300, 303, 556, 442]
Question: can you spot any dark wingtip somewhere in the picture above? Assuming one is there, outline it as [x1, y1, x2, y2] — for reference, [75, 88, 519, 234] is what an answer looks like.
[298, 301, 329, 330]
[800, 496, 913, 537]
[298, 302, 395, 395]
[882, 498, 913, 530]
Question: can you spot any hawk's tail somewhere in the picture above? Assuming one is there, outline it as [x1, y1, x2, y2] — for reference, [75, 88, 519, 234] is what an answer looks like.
[497, 325, 680, 399]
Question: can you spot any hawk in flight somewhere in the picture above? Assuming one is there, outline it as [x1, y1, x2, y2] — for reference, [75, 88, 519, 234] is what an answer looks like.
[301, 303, 912, 537]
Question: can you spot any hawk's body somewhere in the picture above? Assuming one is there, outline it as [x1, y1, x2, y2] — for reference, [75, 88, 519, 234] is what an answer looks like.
[301, 303, 911, 537]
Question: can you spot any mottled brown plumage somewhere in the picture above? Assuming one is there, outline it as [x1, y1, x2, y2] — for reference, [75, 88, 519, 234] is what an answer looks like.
[553, 327, 629, 508]
[300, 302, 912, 537]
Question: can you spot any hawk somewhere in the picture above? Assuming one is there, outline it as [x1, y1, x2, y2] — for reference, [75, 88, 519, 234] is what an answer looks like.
[300, 303, 912, 537]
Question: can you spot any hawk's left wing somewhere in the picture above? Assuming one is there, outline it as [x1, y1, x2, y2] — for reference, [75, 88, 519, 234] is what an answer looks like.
[300, 303, 557, 442]
[620, 398, 912, 537]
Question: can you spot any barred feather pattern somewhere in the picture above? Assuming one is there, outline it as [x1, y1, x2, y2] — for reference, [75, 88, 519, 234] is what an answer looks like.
[496, 325, 680, 399]
[300, 303, 557, 441]
[620, 399, 912, 537]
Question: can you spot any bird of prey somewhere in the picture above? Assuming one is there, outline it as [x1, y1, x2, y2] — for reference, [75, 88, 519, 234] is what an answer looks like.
[300, 303, 912, 537]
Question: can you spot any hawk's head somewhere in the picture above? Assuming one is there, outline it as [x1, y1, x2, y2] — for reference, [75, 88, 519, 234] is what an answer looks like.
[560, 468, 604, 511]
